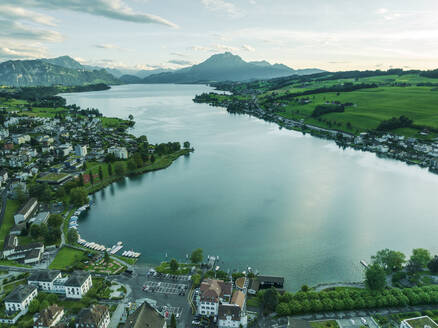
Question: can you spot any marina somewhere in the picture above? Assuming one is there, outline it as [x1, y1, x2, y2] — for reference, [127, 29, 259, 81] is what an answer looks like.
[68, 205, 141, 258]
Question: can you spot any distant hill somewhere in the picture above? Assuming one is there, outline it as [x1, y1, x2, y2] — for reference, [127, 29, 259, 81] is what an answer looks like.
[141, 52, 324, 83]
[0, 56, 119, 87]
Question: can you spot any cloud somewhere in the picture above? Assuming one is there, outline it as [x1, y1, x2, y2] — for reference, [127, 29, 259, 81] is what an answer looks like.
[168, 59, 192, 66]
[201, 0, 241, 17]
[189, 44, 240, 53]
[170, 52, 186, 57]
[242, 44, 255, 52]
[0, 5, 56, 26]
[0, 41, 48, 60]
[0, 19, 62, 42]
[2, 0, 178, 28]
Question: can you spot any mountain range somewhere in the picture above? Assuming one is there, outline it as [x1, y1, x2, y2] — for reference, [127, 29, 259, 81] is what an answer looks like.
[121, 52, 323, 83]
[0, 53, 323, 87]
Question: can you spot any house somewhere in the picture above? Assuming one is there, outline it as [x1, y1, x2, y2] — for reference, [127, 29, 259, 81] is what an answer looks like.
[123, 302, 166, 328]
[108, 146, 128, 159]
[198, 279, 232, 317]
[33, 304, 64, 328]
[0, 169, 8, 184]
[218, 304, 247, 328]
[400, 316, 438, 328]
[247, 279, 260, 295]
[258, 276, 284, 289]
[64, 272, 92, 299]
[14, 198, 38, 224]
[58, 144, 73, 157]
[3, 234, 18, 257]
[76, 305, 110, 328]
[28, 270, 62, 291]
[75, 145, 87, 157]
[31, 212, 50, 226]
[4, 285, 38, 313]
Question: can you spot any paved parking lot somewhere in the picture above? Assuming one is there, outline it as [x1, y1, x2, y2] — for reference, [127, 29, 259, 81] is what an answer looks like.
[143, 280, 189, 296]
[158, 305, 184, 320]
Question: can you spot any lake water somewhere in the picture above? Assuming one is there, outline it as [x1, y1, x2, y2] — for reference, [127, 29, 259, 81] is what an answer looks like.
[63, 84, 438, 290]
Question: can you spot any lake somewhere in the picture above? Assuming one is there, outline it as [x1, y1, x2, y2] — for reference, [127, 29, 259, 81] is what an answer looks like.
[63, 84, 438, 290]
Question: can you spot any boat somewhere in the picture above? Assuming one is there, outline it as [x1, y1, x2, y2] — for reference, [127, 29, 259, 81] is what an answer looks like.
[360, 260, 369, 268]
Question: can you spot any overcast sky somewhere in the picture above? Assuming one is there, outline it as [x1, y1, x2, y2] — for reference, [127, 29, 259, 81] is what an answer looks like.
[1, 0, 438, 71]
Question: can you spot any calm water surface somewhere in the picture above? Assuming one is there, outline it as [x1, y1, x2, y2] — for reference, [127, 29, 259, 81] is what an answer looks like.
[63, 84, 438, 290]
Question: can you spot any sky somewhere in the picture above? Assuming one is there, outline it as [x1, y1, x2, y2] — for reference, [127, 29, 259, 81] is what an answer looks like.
[1, 0, 438, 71]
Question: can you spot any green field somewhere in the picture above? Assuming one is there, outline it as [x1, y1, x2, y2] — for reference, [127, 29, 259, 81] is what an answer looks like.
[310, 321, 339, 328]
[49, 246, 86, 270]
[271, 86, 438, 136]
[0, 200, 20, 249]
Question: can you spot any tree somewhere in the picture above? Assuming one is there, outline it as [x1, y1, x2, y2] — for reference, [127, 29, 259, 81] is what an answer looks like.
[15, 184, 27, 205]
[410, 248, 431, 269]
[48, 214, 63, 228]
[262, 288, 279, 312]
[108, 163, 113, 176]
[275, 303, 289, 316]
[104, 251, 110, 263]
[39, 300, 50, 312]
[191, 273, 201, 286]
[169, 258, 179, 272]
[56, 187, 65, 199]
[30, 224, 41, 239]
[128, 114, 134, 121]
[89, 170, 94, 185]
[114, 162, 125, 176]
[428, 256, 438, 274]
[67, 228, 78, 244]
[190, 248, 203, 264]
[127, 160, 136, 171]
[70, 187, 88, 206]
[78, 173, 84, 187]
[183, 141, 190, 149]
[98, 166, 103, 181]
[372, 249, 406, 272]
[301, 285, 309, 292]
[170, 314, 176, 328]
[365, 263, 386, 290]
[28, 299, 39, 314]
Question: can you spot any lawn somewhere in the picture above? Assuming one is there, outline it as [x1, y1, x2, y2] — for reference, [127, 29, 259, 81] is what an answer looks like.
[310, 321, 340, 328]
[49, 246, 86, 270]
[37, 172, 70, 182]
[0, 200, 20, 249]
[155, 261, 193, 275]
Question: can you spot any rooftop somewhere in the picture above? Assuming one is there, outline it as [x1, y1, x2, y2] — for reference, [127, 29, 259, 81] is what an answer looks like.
[4, 285, 37, 303]
[65, 271, 91, 287]
[77, 304, 108, 327]
[29, 270, 61, 282]
[404, 316, 438, 328]
[123, 302, 165, 328]
[17, 198, 37, 216]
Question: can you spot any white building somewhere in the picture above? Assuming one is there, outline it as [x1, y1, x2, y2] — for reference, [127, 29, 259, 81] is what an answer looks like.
[218, 290, 247, 328]
[75, 145, 88, 157]
[14, 198, 38, 224]
[58, 144, 73, 157]
[197, 279, 232, 317]
[64, 272, 93, 299]
[33, 304, 64, 328]
[108, 146, 128, 159]
[4, 285, 38, 313]
[28, 270, 62, 292]
[28, 270, 92, 299]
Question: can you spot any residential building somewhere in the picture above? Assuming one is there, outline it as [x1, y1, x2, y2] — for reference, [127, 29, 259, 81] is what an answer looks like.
[6, 242, 44, 264]
[2, 234, 18, 257]
[33, 304, 64, 328]
[64, 272, 92, 299]
[123, 302, 166, 328]
[247, 279, 260, 295]
[198, 279, 232, 317]
[108, 146, 128, 159]
[218, 290, 247, 328]
[14, 198, 38, 224]
[4, 285, 38, 313]
[76, 305, 110, 328]
[75, 145, 87, 157]
[28, 270, 62, 291]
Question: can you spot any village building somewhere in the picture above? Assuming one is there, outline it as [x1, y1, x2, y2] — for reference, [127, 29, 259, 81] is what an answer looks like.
[4, 285, 38, 313]
[198, 279, 232, 317]
[33, 305, 64, 328]
[123, 302, 166, 328]
[14, 198, 38, 224]
[76, 305, 110, 328]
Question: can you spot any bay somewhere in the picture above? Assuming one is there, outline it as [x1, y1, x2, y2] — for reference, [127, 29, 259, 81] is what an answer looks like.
[63, 84, 438, 290]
